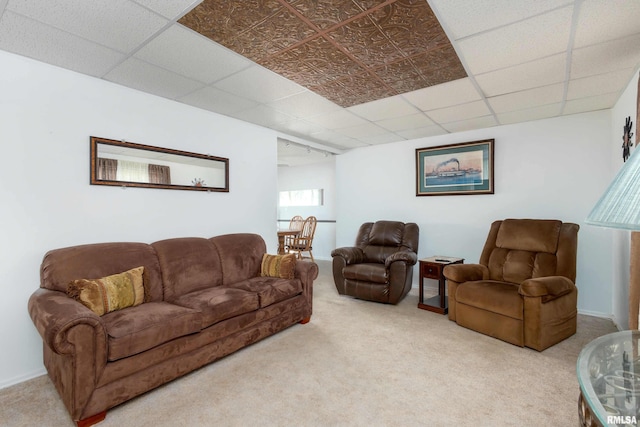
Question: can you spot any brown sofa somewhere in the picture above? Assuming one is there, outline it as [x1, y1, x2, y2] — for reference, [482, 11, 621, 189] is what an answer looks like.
[443, 219, 579, 351]
[331, 220, 419, 304]
[28, 233, 317, 427]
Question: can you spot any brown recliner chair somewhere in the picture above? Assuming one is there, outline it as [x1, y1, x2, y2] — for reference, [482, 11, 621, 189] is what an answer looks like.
[331, 220, 419, 304]
[443, 219, 579, 351]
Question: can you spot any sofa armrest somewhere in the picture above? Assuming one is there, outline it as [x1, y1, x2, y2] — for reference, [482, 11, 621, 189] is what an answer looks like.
[519, 276, 575, 302]
[295, 260, 318, 285]
[330, 247, 365, 265]
[443, 264, 488, 283]
[29, 288, 110, 421]
[28, 288, 107, 356]
[384, 251, 417, 268]
[294, 260, 318, 310]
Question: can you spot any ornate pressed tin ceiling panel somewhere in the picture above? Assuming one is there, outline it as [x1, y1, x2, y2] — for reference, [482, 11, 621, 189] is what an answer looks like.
[179, 0, 467, 107]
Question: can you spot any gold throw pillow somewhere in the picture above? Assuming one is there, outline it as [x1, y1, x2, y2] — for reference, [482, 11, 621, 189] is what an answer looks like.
[260, 254, 296, 279]
[67, 266, 145, 316]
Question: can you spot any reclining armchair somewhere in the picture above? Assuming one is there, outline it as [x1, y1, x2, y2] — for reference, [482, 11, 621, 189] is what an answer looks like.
[443, 219, 579, 351]
[331, 220, 419, 304]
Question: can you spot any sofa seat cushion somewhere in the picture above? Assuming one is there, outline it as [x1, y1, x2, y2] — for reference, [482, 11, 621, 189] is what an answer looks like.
[228, 277, 302, 308]
[456, 280, 523, 320]
[102, 302, 202, 362]
[342, 263, 387, 284]
[172, 287, 259, 329]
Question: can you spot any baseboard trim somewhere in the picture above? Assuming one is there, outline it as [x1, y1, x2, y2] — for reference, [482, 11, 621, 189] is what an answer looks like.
[0, 368, 46, 390]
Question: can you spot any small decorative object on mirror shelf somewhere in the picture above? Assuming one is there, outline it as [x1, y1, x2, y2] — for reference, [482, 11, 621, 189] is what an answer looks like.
[192, 178, 205, 187]
[623, 116, 634, 162]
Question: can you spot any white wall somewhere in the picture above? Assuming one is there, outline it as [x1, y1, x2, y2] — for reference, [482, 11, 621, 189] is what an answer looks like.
[335, 111, 613, 316]
[609, 70, 640, 328]
[277, 159, 336, 260]
[0, 51, 279, 388]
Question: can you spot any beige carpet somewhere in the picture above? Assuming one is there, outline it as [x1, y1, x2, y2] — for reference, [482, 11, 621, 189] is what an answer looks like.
[1, 260, 617, 427]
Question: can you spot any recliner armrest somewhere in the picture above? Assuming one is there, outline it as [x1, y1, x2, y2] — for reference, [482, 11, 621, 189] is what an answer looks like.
[331, 247, 365, 265]
[519, 276, 575, 302]
[443, 264, 488, 282]
[384, 251, 417, 267]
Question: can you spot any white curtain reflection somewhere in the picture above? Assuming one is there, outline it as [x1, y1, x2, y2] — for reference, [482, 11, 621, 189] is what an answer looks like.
[116, 160, 149, 183]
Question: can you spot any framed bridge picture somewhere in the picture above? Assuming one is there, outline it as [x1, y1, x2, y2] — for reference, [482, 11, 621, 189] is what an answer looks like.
[415, 139, 494, 196]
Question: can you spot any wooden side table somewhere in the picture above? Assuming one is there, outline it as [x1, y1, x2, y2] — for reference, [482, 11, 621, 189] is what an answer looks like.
[418, 256, 464, 314]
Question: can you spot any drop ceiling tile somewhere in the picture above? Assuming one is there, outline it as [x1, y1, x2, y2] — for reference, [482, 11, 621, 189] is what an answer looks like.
[376, 113, 435, 132]
[280, 118, 329, 136]
[304, 108, 371, 130]
[428, 0, 572, 40]
[288, 0, 364, 30]
[402, 78, 481, 111]
[178, 0, 290, 59]
[0, 11, 126, 77]
[497, 103, 562, 125]
[179, 86, 258, 116]
[133, 0, 200, 19]
[224, 7, 318, 63]
[567, 69, 635, 100]
[571, 34, 640, 79]
[230, 104, 296, 129]
[408, 45, 468, 85]
[573, 0, 640, 48]
[338, 123, 389, 139]
[488, 83, 564, 113]
[475, 53, 567, 97]
[308, 71, 395, 107]
[309, 129, 368, 148]
[396, 125, 447, 140]
[347, 95, 420, 122]
[441, 115, 498, 133]
[135, 25, 252, 84]
[261, 36, 363, 89]
[375, 45, 467, 95]
[427, 100, 492, 124]
[562, 92, 621, 115]
[457, 6, 573, 74]
[365, 133, 405, 145]
[213, 65, 306, 104]
[376, 0, 449, 58]
[7, 0, 168, 53]
[327, 7, 404, 68]
[267, 91, 342, 119]
[104, 57, 204, 100]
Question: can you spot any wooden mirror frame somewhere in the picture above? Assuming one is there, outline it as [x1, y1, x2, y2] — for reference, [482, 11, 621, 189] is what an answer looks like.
[90, 136, 229, 192]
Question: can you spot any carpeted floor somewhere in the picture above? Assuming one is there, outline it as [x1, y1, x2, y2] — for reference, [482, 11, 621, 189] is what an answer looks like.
[1, 260, 618, 426]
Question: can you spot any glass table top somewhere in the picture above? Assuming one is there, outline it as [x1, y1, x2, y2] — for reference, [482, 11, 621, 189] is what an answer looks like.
[577, 330, 640, 426]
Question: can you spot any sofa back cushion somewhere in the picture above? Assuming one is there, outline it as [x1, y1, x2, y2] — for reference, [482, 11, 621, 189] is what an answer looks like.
[152, 237, 223, 301]
[210, 234, 266, 286]
[356, 221, 419, 263]
[41, 242, 164, 302]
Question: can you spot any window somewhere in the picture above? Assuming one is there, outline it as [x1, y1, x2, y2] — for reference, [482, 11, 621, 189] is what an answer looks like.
[279, 189, 323, 206]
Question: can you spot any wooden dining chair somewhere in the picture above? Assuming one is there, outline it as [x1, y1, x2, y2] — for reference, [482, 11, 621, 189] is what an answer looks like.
[285, 215, 304, 250]
[287, 216, 317, 261]
[289, 215, 304, 230]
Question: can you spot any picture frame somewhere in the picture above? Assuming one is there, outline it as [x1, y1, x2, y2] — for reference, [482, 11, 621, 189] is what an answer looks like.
[415, 139, 494, 196]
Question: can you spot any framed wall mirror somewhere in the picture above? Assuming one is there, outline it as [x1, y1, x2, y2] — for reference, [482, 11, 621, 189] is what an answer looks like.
[90, 136, 229, 192]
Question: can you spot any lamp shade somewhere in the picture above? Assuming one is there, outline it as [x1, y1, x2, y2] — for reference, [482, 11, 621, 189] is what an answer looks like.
[586, 148, 640, 230]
